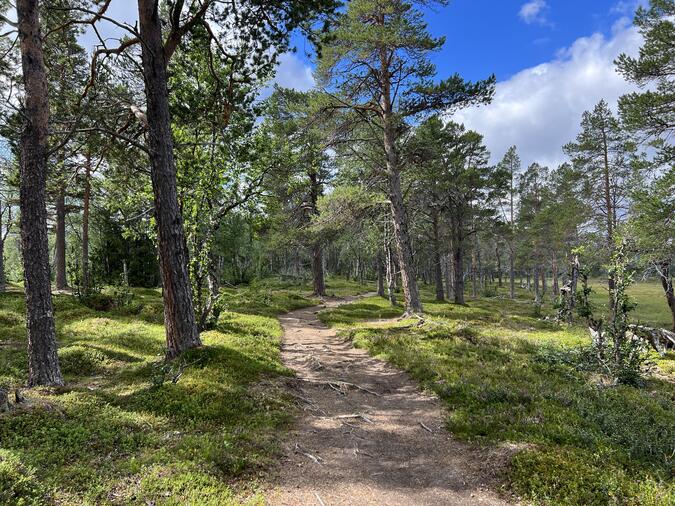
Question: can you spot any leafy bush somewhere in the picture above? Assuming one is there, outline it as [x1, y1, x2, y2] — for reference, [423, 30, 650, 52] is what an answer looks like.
[0, 450, 47, 505]
[58, 346, 106, 376]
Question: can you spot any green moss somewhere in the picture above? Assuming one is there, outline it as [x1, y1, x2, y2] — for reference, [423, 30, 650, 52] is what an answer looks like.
[0, 450, 48, 505]
[0, 282, 367, 504]
[321, 288, 675, 505]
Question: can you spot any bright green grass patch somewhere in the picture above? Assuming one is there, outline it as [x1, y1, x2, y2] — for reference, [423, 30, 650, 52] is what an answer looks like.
[320, 291, 675, 506]
[0, 284, 334, 505]
[588, 279, 671, 329]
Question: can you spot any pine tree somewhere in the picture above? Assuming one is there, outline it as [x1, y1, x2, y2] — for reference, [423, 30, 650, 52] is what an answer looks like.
[564, 100, 635, 300]
[16, 0, 64, 386]
[616, 0, 675, 163]
[497, 146, 521, 299]
[317, 0, 494, 314]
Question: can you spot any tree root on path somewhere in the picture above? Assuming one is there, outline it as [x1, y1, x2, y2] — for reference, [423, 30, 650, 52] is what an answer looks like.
[291, 377, 382, 397]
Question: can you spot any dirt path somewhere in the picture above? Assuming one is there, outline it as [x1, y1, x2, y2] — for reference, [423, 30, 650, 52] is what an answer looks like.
[268, 297, 511, 506]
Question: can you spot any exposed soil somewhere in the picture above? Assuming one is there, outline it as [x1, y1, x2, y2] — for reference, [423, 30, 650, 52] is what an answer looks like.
[267, 297, 513, 505]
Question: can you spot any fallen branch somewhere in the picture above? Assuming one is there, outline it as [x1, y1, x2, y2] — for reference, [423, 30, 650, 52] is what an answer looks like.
[314, 491, 327, 506]
[294, 443, 323, 465]
[628, 324, 675, 356]
[330, 413, 374, 423]
[293, 377, 382, 397]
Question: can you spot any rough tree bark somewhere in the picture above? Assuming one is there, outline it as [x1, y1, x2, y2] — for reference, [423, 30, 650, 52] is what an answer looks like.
[379, 42, 422, 315]
[496, 245, 502, 288]
[471, 243, 478, 298]
[432, 210, 444, 301]
[376, 252, 385, 297]
[385, 234, 397, 306]
[311, 243, 326, 297]
[17, 0, 64, 386]
[81, 154, 91, 294]
[444, 252, 454, 301]
[509, 247, 515, 299]
[54, 184, 68, 290]
[452, 234, 465, 305]
[138, 0, 201, 358]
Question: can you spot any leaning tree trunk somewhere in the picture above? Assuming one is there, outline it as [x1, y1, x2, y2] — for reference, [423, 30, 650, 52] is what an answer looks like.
[54, 184, 68, 290]
[656, 260, 675, 332]
[138, 0, 201, 358]
[380, 43, 421, 315]
[311, 242, 326, 297]
[386, 169, 422, 314]
[17, 0, 63, 387]
[81, 155, 91, 295]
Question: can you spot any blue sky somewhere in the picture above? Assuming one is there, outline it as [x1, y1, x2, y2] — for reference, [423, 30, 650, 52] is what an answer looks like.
[422, 0, 639, 83]
[279, 0, 647, 168]
[2, 1, 648, 168]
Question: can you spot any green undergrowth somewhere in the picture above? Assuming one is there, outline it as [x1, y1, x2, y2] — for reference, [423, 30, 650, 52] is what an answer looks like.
[319, 288, 675, 506]
[0, 282, 337, 505]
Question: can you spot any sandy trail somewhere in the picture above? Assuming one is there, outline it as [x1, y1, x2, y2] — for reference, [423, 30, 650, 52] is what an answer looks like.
[267, 297, 511, 506]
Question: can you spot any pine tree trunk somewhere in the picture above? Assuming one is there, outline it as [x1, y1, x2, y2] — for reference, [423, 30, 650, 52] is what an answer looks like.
[138, 0, 201, 358]
[432, 211, 444, 301]
[496, 245, 502, 288]
[601, 127, 615, 303]
[376, 252, 385, 297]
[509, 248, 515, 299]
[541, 267, 547, 299]
[380, 42, 421, 315]
[54, 185, 68, 290]
[311, 243, 326, 296]
[657, 260, 675, 332]
[533, 265, 540, 303]
[17, 0, 63, 387]
[385, 240, 397, 306]
[81, 156, 91, 295]
[552, 252, 559, 301]
[471, 245, 478, 298]
[453, 238, 465, 305]
[445, 253, 454, 300]
[0, 237, 5, 292]
[386, 165, 421, 314]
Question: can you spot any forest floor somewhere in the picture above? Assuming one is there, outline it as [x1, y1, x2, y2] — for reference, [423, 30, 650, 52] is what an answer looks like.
[316, 288, 674, 505]
[268, 296, 509, 505]
[0, 278, 673, 505]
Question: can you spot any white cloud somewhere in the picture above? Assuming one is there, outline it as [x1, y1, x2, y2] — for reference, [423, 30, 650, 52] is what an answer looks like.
[272, 52, 315, 92]
[453, 19, 642, 168]
[519, 0, 549, 25]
